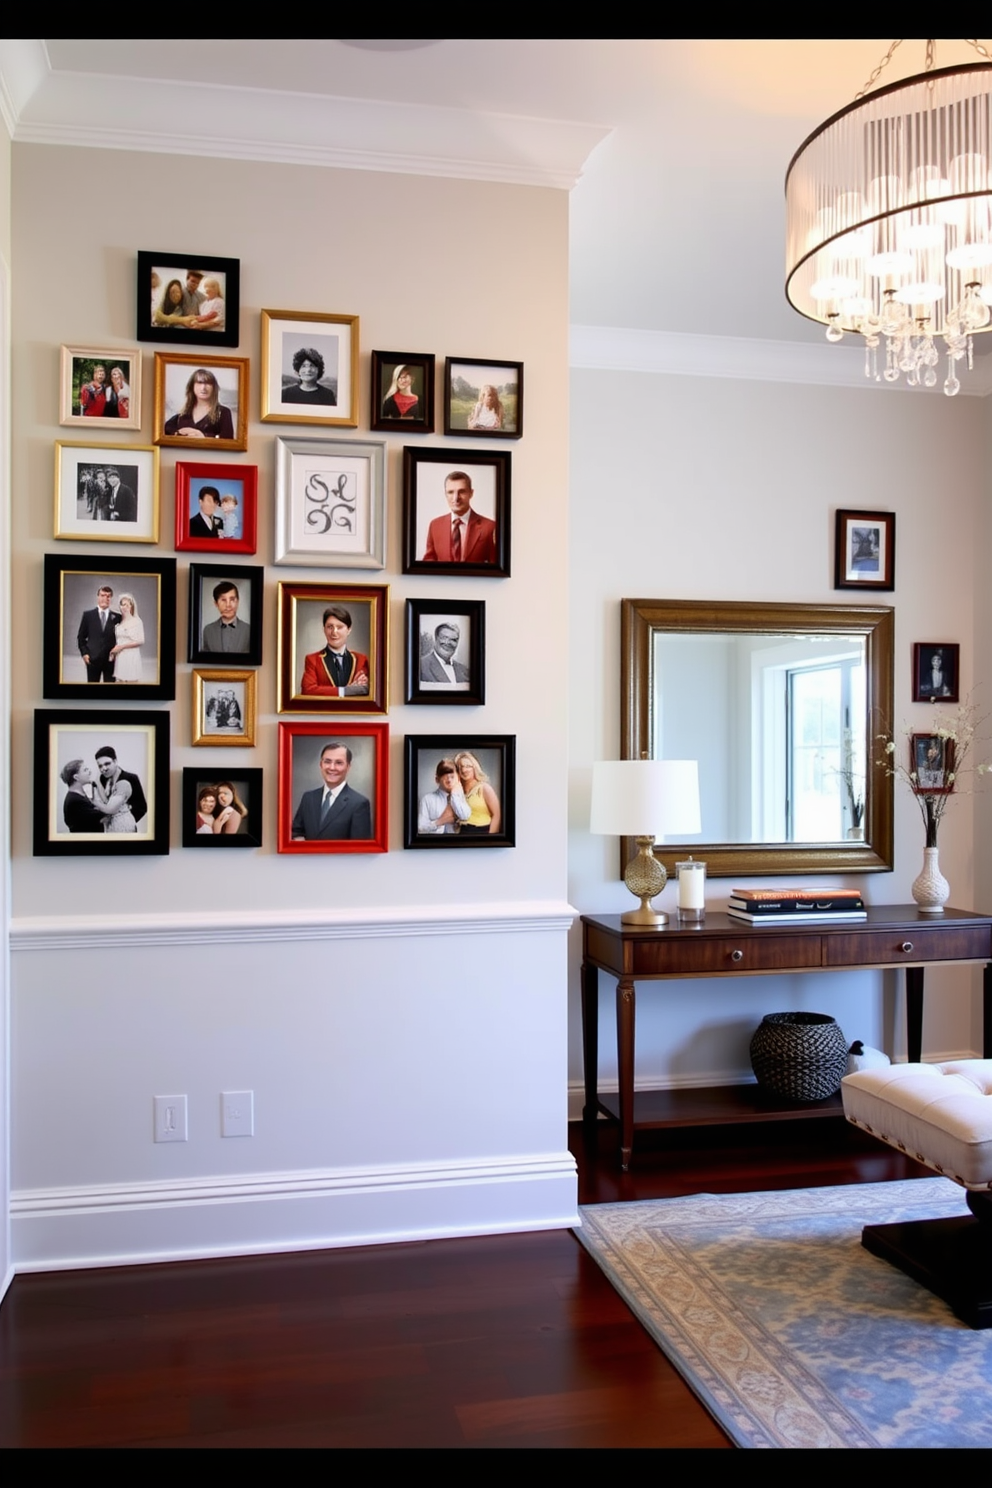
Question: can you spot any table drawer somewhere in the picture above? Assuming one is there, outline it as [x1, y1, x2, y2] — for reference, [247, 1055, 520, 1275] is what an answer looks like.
[631, 935, 822, 976]
[822, 925, 992, 967]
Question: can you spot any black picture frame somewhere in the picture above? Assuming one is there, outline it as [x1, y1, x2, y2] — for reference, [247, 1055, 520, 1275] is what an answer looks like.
[443, 357, 523, 439]
[912, 642, 960, 704]
[405, 598, 485, 706]
[370, 350, 435, 433]
[188, 562, 264, 667]
[835, 509, 895, 592]
[402, 448, 511, 578]
[404, 734, 516, 848]
[137, 251, 241, 347]
[34, 709, 170, 856]
[182, 768, 264, 848]
[44, 554, 176, 701]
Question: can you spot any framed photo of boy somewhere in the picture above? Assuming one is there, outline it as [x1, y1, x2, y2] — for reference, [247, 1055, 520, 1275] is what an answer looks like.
[188, 563, 263, 668]
[136, 252, 240, 348]
[260, 309, 359, 428]
[60, 346, 142, 429]
[182, 768, 263, 848]
[34, 709, 170, 856]
[835, 509, 895, 591]
[153, 353, 249, 451]
[54, 442, 160, 543]
[370, 350, 434, 433]
[444, 357, 523, 439]
[277, 581, 388, 715]
[402, 448, 511, 578]
[911, 732, 955, 794]
[406, 598, 485, 707]
[44, 554, 176, 701]
[403, 735, 516, 848]
[192, 668, 257, 747]
[912, 643, 960, 704]
[175, 462, 258, 554]
[278, 720, 388, 855]
[274, 436, 385, 569]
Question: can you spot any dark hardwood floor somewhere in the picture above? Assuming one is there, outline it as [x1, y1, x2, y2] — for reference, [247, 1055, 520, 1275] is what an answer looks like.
[0, 1118, 928, 1449]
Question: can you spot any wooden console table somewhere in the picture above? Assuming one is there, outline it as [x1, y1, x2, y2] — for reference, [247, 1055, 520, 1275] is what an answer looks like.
[581, 907, 992, 1170]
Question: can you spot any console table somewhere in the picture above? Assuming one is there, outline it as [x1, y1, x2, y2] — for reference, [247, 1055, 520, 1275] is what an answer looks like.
[581, 907, 992, 1170]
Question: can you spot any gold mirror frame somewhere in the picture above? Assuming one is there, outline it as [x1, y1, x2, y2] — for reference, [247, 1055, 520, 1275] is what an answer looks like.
[621, 598, 894, 878]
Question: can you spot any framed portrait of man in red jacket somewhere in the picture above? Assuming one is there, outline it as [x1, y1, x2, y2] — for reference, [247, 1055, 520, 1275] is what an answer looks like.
[402, 448, 511, 578]
[277, 580, 388, 716]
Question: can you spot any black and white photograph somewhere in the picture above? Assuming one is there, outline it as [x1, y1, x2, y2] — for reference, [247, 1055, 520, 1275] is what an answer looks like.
[835, 508, 895, 591]
[182, 768, 263, 848]
[444, 357, 523, 438]
[405, 597, 485, 706]
[402, 448, 511, 578]
[59, 346, 143, 429]
[192, 669, 257, 747]
[912, 643, 960, 704]
[54, 443, 160, 543]
[34, 709, 170, 856]
[260, 310, 359, 427]
[153, 353, 249, 451]
[277, 720, 388, 855]
[370, 350, 434, 433]
[44, 555, 176, 702]
[136, 251, 240, 347]
[188, 563, 263, 667]
[403, 734, 516, 848]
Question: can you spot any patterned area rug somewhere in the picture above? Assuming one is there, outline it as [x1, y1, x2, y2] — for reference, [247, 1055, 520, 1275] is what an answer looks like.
[576, 1178, 992, 1448]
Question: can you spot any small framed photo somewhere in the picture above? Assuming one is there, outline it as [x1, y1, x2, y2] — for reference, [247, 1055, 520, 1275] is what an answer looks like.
[835, 509, 895, 591]
[54, 442, 160, 543]
[911, 733, 955, 794]
[44, 554, 176, 701]
[404, 735, 516, 848]
[402, 448, 511, 578]
[260, 309, 359, 427]
[137, 252, 240, 348]
[370, 350, 434, 433]
[175, 462, 258, 554]
[60, 346, 143, 429]
[274, 436, 385, 569]
[182, 768, 263, 848]
[277, 581, 388, 715]
[188, 563, 263, 667]
[406, 598, 485, 706]
[444, 357, 522, 439]
[153, 353, 249, 451]
[912, 643, 960, 704]
[192, 669, 257, 747]
[278, 720, 388, 854]
[34, 709, 170, 856]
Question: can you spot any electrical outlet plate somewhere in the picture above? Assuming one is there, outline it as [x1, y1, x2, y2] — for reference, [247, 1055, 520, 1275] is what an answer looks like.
[154, 1094, 188, 1142]
[221, 1090, 254, 1137]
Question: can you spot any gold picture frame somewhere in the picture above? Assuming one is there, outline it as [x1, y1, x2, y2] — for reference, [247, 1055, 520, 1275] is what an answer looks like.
[260, 309, 359, 427]
[192, 668, 257, 747]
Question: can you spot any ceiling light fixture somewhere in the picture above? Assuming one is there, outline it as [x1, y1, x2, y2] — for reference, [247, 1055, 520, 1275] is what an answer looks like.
[786, 40, 992, 394]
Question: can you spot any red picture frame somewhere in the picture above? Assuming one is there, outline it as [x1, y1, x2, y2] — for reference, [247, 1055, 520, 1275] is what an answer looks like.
[277, 720, 389, 854]
[174, 461, 258, 553]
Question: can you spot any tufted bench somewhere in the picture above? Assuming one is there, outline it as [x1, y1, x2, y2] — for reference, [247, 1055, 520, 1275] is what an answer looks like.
[842, 1060, 992, 1327]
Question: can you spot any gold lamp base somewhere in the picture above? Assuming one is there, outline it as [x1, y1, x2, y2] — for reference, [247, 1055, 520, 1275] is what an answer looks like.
[621, 835, 668, 925]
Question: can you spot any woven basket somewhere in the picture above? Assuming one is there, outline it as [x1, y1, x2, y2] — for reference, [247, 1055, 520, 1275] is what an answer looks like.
[749, 1011, 848, 1102]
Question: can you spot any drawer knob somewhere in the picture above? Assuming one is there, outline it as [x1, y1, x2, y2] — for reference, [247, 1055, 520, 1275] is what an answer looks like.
[731, 949, 744, 962]
[901, 941, 914, 954]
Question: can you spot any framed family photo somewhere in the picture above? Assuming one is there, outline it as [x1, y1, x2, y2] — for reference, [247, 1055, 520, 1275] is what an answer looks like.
[43, 554, 176, 701]
[835, 509, 895, 591]
[153, 353, 249, 451]
[182, 768, 263, 848]
[136, 251, 240, 347]
[54, 442, 160, 543]
[406, 598, 485, 706]
[277, 720, 388, 855]
[274, 436, 385, 569]
[192, 668, 257, 747]
[187, 563, 263, 668]
[444, 357, 522, 439]
[34, 709, 170, 856]
[403, 734, 516, 849]
[912, 643, 960, 704]
[277, 581, 388, 715]
[60, 346, 142, 430]
[175, 461, 258, 554]
[402, 448, 511, 578]
[370, 350, 434, 433]
[260, 310, 358, 427]
[911, 733, 955, 793]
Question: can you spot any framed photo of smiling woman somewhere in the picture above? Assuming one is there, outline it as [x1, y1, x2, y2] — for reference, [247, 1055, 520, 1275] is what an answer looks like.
[261, 310, 359, 428]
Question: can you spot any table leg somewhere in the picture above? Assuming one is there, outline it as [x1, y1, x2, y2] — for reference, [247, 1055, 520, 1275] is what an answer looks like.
[906, 966, 924, 1064]
[617, 977, 635, 1171]
[581, 960, 599, 1131]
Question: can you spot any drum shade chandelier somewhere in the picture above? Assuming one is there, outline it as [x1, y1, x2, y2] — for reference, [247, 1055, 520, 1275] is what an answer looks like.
[785, 40, 992, 394]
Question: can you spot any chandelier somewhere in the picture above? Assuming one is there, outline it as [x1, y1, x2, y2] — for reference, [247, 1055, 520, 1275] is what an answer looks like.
[785, 41, 992, 395]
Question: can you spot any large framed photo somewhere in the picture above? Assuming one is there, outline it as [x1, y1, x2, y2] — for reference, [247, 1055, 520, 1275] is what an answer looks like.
[370, 350, 434, 433]
[274, 436, 385, 569]
[60, 346, 142, 429]
[136, 251, 240, 348]
[182, 768, 263, 848]
[912, 642, 960, 704]
[260, 309, 358, 427]
[911, 733, 955, 794]
[404, 735, 516, 848]
[44, 554, 176, 701]
[444, 357, 522, 439]
[54, 442, 160, 543]
[188, 563, 263, 667]
[278, 720, 388, 855]
[34, 709, 170, 856]
[153, 353, 249, 451]
[175, 461, 258, 554]
[192, 669, 257, 747]
[835, 509, 895, 591]
[406, 598, 485, 707]
[402, 448, 511, 578]
[277, 581, 388, 715]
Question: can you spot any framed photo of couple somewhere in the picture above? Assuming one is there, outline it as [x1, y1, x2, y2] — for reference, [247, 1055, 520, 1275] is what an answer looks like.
[34, 709, 170, 856]
[43, 554, 177, 702]
[59, 346, 143, 430]
[403, 735, 516, 849]
[136, 251, 241, 348]
[182, 768, 264, 848]
[54, 442, 160, 544]
[192, 669, 257, 747]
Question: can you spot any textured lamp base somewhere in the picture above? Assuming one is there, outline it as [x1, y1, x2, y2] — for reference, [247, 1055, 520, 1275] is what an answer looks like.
[621, 836, 668, 926]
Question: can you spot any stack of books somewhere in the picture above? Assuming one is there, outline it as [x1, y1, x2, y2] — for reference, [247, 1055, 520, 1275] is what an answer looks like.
[727, 888, 867, 925]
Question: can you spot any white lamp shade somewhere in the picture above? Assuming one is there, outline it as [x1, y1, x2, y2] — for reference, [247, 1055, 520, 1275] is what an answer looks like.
[590, 759, 701, 838]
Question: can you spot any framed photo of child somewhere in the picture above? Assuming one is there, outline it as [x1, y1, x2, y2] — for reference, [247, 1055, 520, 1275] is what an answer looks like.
[175, 462, 258, 554]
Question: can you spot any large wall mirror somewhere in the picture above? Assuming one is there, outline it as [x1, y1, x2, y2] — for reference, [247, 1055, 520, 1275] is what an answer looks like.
[621, 598, 894, 878]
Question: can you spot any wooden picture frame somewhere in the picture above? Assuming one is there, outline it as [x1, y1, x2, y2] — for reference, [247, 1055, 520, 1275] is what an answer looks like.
[277, 581, 388, 715]
[137, 251, 240, 348]
[404, 734, 516, 848]
[835, 509, 895, 592]
[273, 436, 385, 569]
[405, 598, 485, 706]
[187, 563, 264, 668]
[260, 309, 359, 427]
[370, 350, 434, 433]
[278, 720, 388, 854]
[912, 643, 960, 704]
[153, 353, 249, 451]
[175, 462, 258, 554]
[443, 357, 523, 439]
[60, 345, 143, 429]
[402, 448, 511, 578]
[54, 442, 160, 543]
[911, 733, 955, 794]
[192, 669, 257, 747]
[44, 554, 176, 701]
[182, 768, 263, 847]
[34, 709, 170, 855]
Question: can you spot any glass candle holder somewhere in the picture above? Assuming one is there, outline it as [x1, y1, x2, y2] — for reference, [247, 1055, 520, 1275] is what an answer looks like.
[676, 856, 706, 922]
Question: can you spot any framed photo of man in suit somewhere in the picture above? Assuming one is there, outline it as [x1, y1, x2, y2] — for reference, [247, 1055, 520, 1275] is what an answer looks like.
[277, 720, 388, 855]
[43, 554, 176, 701]
[175, 462, 258, 554]
[405, 597, 485, 707]
[402, 448, 511, 578]
[54, 442, 160, 543]
[34, 709, 170, 856]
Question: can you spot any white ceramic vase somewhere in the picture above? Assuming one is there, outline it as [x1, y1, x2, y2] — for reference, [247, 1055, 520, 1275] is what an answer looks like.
[911, 845, 950, 914]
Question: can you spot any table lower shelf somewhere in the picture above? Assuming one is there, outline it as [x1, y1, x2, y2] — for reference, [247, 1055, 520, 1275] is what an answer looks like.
[595, 1083, 845, 1129]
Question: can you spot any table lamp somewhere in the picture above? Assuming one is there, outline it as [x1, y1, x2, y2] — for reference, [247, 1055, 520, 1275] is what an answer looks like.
[590, 759, 701, 926]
